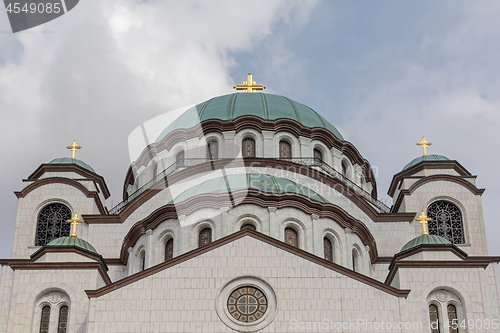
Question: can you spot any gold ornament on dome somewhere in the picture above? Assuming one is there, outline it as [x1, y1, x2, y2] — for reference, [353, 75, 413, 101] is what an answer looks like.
[416, 137, 432, 156]
[66, 213, 84, 238]
[415, 211, 432, 236]
[233, 73, 266, 93]
[66, 140, 82, 159]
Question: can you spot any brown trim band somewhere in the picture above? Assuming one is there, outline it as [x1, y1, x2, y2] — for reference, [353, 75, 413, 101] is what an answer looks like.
[385, 260, 490, 285]
[127, 116, 378, 197]
[5, 262, 112, 285]
[119, 189, 381, 264]
[388, 161, 472, 197]
[30, 246, 106, 265]
[86, 159, 414, 226]
[391, 174, 485, 213]
[29, 164, 110, 199]
[14, 177, 107, 215]
[86, 229, 410, 299]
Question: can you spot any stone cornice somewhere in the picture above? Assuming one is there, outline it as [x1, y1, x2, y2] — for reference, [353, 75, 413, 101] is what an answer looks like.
[0, 261, 111, 285]
[85, 229, 411, 299]
[385, 259, 493, 285]
[125, 116, 377, 198]
[85, 159, 413, 226]
[119, 189, 382, 264]
[391, 174, 485, 213]
[14, 177, 107, 214]
[28, 164, 110, 199]
[388, 160, 471, 197]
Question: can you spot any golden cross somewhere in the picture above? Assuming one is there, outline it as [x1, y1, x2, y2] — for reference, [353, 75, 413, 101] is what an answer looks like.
[66, 213, 84, 238]
[415, 211, 432, 236]
[233, 73, 266, 93]
[66, 140, 82, 159]
[416, 137, 432, 156]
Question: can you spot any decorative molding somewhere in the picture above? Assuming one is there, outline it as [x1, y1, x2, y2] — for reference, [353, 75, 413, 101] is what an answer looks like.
[388, 161, 472, 197]
[385, 260, 491, 285]
[84, 159, 414, 226]
[14, 177, 107, 214]
[391, 174, 485, 213]
[124, 116, 378, 199]
[85, 229, 410, 299]
[3, 262, 112, 285]
[28, 164, 110, 199]
[118, 190, 381, 264]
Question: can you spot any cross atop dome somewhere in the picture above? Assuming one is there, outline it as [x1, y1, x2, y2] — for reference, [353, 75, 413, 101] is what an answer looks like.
[415, 211, 432, 236]
[416, 137, 432, 156]
[66, 140, 82, 159]
[233, 73, 266, 93]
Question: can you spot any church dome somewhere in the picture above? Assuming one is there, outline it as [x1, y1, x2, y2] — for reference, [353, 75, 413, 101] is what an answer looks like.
[170, 173, 329, 205]
[156, 93, 344, 142]
[49, 157, 95, 173]
[402, 154, 450, 171]
[46, 236, 98, 254]
[400, 234, 451, 252]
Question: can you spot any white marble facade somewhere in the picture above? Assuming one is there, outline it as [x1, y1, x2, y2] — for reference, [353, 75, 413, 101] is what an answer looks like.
[1, 93, 500, 333]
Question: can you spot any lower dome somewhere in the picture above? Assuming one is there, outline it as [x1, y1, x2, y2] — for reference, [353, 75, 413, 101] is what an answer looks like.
[400, 234, 451, 252]
[46, 236, 98, 254]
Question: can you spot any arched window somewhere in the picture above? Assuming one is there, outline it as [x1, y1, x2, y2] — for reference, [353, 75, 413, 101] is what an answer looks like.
[35, 203, 72, 246]
[39, 305, 51, 333]
[352, 248, 360, 272]
[323, 237, 333, 262]
[429, 304, 441, 333]
[314, 148, 323, 162]
[152, 164, 158, 181]
[198, 228, 212, 247]
[279, 140, 292, 159]
[165, 238, 174, 262]
[242, 138, 255, 158]
[447, 305, 459, 333]
[341, 161, 348, 178]
[284, 227, 298, 248]
[427, 201, 465, 244]
[57, 306, 69, 333]
[139, 251, 146, 271]
[207, 140, 218, 160]
[176, 151, 185, 167]
[240, 224, 256, 231]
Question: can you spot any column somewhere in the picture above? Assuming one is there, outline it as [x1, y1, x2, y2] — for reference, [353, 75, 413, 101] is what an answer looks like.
[127, 247, 134, 276]
[311, 214, 319, 256]
[268, 207, 277, 238]
[220, 207, 230, 236]
[145, 229, 153, 269]
[344, 228, 352, 269]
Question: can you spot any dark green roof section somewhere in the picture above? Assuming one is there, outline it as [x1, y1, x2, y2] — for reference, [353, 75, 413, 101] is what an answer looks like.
[400, 234, 452, 252]
[402, 154, 450, 171]
[156, 93, 344, 142]
[46, 236, 98, 254]
[169, 173, 329, 205]
[49, 157, 95, 173]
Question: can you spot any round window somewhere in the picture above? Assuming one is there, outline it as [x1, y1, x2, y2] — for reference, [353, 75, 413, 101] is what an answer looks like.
[227, 286, 267, 322]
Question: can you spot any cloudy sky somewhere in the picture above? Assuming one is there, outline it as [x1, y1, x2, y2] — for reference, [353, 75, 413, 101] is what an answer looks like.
[1, 1, 499, 273]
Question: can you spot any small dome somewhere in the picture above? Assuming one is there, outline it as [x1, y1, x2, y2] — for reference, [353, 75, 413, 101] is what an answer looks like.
[400, 234, 451, 252]
[402, 154, 450, 171]
[170, 173, 329, 205]
[49, 157, 95, 173]
[46, 236, 98, 254]
[156, 93, 344, 142]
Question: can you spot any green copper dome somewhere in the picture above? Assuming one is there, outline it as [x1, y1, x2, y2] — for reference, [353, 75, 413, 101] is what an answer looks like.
[400, 234, 451, 252]
[156, 93, 344, 142]
[49, 157, 95, 173]
[46, 236, 98, 254]
[402, 154, 450, 171]
[169, 173, 329, 205]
